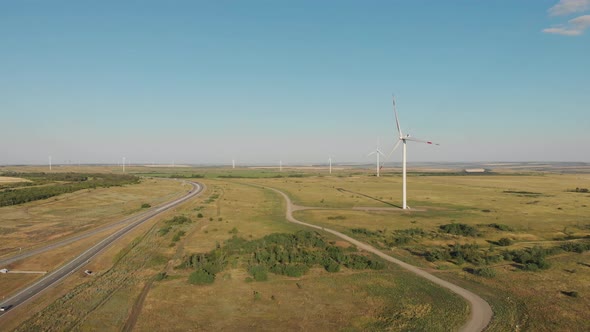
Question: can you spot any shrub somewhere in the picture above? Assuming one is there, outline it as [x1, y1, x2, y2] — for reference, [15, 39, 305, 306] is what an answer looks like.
[497, 238, 513, 246]
[425, 249, 452, 262]
[158, 226, 171, 236]
[197, 213, 204, 218]
[488, 223, 513, 231]
[154, 272, 167, 281]
[324, 261, 341, 273]
[141, 203, 151, 208]
[248, 265, 268, 281]
[474, 267, 496, 278]
[439, 223, 479, 237]
[561, 290, 579, 298]
[284, 264, 308, 277]
[166, 216, 192, 225]
[560, 242, 590, 253]
[189, 269, 215, 285]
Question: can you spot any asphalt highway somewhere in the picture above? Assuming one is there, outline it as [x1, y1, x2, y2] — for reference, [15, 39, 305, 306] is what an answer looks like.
[0, 181, 203, 317]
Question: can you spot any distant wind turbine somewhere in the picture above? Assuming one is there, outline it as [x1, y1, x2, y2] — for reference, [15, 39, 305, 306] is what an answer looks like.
[232, 159, 235, 169]
[368, 147, 385, 177]
[122, 157, 126, 173]
[329, 157, 332, 174]
[387, 96, 439, 209]
[279, 160, 282, 172]
[49, 155, 52, 171]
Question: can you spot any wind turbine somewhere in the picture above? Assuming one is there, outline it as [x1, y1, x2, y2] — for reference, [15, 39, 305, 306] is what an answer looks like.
[232, 159, 235, 169]
[122, 157, 126, 173]
[279, 160, 282, 172]
[387, 96, 439, 209]
[328, 157, 332, 174]
[49, 155, 52, 171]
[368, 147, 385, 177]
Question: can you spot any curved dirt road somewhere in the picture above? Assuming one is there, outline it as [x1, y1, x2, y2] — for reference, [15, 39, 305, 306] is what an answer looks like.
[267, 186, 492, 332]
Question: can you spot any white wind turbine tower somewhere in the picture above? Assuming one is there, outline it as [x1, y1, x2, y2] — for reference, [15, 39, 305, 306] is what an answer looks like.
[328, 157, 332, 174]
[232, 159, 235, 169]
[388, 96, 439, 209]
[279, 160, 283, 172]
[368, 146, 385, 177]
[49, 155, 52, 171]
[122, 157, 126, 173]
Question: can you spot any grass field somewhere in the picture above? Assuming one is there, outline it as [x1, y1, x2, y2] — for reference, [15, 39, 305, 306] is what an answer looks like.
[0, 177, 30, 183]
[5, 165, 590, 331]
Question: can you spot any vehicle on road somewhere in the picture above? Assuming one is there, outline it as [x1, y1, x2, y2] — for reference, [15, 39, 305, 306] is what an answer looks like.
[0, 305, 12, 312]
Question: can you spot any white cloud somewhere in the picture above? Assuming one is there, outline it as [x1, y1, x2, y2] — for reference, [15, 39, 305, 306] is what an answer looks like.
[543, 14, 590, 35]
[549, 0, 590, 16]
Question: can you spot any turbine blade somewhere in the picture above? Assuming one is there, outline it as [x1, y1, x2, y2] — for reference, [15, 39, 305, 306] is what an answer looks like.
[392, 95, 403, 138]
[405, 137, 440, 145]
[385, 140, 402, 161]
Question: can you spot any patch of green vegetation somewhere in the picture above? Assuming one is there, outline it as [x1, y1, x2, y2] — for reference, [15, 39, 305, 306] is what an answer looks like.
[566, 187, 589, 193]
[561, 290, 579, 298]
[141, 203, 151, 208]
[468, 267, 496, 278]
[154, 272, 168, 281]
[560, 241, 590, 253]
[168, 174, 205, 178]
[503, 246, 557, 270]
[158, 225, 172, 236]
[327, 215, 347, 220]
[165, 215, 192, 225]
[188, 269, 215, 285]
[503, 190, 545, 197]
[179, 231, 384, 285]
[0, 172, 140, 207]
[487, 223, 514, 231]
[439, 223, 479, 237]
[172, 230, 186, 242]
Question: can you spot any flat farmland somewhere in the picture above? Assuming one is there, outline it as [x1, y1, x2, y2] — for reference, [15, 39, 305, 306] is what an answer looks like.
[5, 167, 590, 331]
[0, 178, 186, 257]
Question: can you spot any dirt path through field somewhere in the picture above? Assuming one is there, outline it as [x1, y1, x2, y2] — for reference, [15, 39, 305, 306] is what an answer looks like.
[122, 279, 153, 332]
[267, 186, 493, 332]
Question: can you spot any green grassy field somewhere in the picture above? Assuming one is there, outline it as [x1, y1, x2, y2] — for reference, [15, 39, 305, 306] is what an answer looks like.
[5, 165, 590, 331]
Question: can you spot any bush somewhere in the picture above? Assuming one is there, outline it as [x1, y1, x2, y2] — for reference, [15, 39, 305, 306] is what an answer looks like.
[166, 216, 192, 225]
[560, 242, 590, 253]
[189, 269, 215, 285]
[197, 213, 204, 218]
[561, 290, 579, 298]
[474, 267, 496, 278]
[158, 226, 171, 236]
[248, 265, 268, 281]
[425, 249, 452, 262]
[141, 203, 151, 208]
[488, 223, 513, 231]
[439, 223, 479, 237]
[172, 230, 185, 242]
[497, 237, 513, 246]
[284, 264, 308, 277]
[324, 261, 340, 273]
[154, 272, 167, 281]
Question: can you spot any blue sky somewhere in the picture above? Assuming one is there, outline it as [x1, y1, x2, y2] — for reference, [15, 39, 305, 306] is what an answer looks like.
[1, 0, 589, 165]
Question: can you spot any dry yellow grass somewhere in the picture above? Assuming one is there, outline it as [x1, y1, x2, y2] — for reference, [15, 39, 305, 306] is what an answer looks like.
[0, 177, 30, 183]
[0, 178, 186, 256]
